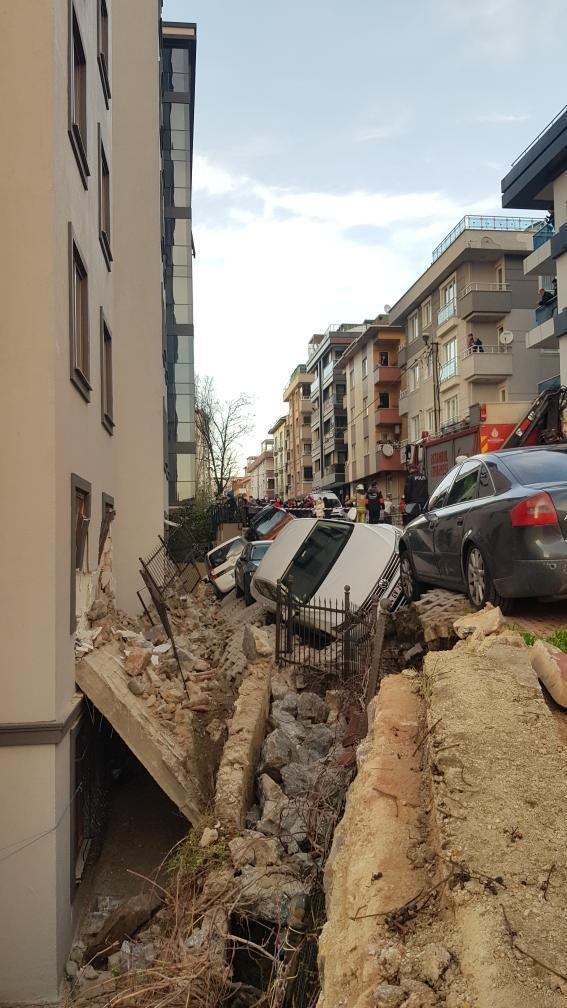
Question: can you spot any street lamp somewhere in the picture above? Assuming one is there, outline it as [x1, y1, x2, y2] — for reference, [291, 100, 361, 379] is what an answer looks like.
[422, 332, 441, 436]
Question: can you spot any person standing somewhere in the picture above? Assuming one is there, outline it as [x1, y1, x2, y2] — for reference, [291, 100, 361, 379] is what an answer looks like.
[403, 466, 429, 526]
[366, 483, 382, 524]
[383, 494, 393, 524]
[314, 496, 325, 520]
[355, 484, 367, 523]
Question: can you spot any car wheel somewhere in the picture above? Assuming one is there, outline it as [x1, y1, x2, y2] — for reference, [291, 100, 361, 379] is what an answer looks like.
[235, 580, 243, 598]
[465, 544, 514, 615]
[244, 575, 253, 607]
[400, 552, 422, 603]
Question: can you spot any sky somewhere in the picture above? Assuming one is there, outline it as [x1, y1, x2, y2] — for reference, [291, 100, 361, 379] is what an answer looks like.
[162, 0, 564, 463]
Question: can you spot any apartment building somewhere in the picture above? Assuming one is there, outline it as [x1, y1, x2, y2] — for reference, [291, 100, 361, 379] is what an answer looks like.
[388, 216, 561, 445]
[309, 324, 363, 491]
[0, 2, 168, 1000]
[502, 106, 567, 385]
[342, 317, 406, 501]
[283, 365, 314, 499]
[246, 439, 276, 499]
[161, 23, 197, 505]
[269, 416, 288, 498]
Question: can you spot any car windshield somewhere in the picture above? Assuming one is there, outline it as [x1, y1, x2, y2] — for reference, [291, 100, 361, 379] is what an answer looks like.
[503, 449, 567, 486]
[254, 508, 286, 535]
[251, 543, 271, 561]
[282, 521, 353, 604]
[208, 538, 244, 567]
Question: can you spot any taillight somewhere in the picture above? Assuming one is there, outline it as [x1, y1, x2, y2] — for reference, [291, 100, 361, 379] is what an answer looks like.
[510, 492, 559, 528]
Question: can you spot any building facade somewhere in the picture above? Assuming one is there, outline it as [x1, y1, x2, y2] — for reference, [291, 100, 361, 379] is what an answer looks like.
[161, 22, 197, 506]
[283, 365, 314, 499]
[309, 325, 363, 492]
[388, 216, 561, 448]
[246, 439, 276, 499]
[0, 1, 167, 1000]
[342, 317, 406, 502]
[502, 106, 567, 385]
[269, 416, 288, 498]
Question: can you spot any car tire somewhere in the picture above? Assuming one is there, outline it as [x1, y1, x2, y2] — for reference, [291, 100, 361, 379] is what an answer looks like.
[465, 544, 514, 615]
[244, 576, 253, 607]
[400, 551, 422, 603]
[235, 580, 243, 598]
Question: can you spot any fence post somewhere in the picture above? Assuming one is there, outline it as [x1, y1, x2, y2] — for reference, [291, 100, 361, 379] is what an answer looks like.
[286, 576, 294, 655]
[343, 584, 351, 679]
[366, 598, 390, 709]
[275, 579, 282, 664]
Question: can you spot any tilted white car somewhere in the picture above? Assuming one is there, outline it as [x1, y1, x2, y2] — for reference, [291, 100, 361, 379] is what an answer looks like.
[250, 518, 403, 628]
[206, 535, 246, 596]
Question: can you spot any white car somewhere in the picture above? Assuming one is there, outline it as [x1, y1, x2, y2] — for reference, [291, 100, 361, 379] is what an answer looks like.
[250, 518, 403, 628]
[206, 536, 246, 596]
[309, 491, 347, 518]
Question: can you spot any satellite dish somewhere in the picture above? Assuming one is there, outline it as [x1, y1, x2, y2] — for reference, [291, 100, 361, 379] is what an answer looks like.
[384, 304, 391, 313]
[499, 330, 514, 346]
[382, 442, 394, 457]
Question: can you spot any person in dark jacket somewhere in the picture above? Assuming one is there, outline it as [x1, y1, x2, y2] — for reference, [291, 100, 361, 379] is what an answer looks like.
[366, 483, 382, 524]
[403, 466, 429, 526]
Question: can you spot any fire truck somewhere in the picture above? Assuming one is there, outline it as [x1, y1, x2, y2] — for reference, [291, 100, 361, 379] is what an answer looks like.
[412, 387, 567, 491]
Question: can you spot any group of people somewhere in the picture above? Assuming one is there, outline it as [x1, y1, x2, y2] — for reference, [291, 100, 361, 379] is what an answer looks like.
[347, 484, 393, 524]
[467, 334, 484, 353]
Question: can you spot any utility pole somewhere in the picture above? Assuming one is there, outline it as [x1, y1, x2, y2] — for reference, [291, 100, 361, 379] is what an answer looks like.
[423, 333, 441, 435]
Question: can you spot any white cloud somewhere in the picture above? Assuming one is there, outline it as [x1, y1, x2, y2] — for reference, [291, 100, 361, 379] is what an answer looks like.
[473, 113, 528, 124]
[192, 156, 501, 463]
[355, 123, 408, 142]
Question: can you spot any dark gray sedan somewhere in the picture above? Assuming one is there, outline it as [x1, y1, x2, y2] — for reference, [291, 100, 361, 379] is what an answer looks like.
[234, 540, 273, 605]
[399, 445, 567, 613]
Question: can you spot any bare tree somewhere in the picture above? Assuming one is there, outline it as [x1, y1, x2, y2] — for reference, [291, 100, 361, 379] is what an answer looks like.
[195, 377, 252, 498]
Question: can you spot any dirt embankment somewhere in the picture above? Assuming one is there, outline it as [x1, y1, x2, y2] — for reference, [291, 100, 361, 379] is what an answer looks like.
[318, 626, 567, 1008]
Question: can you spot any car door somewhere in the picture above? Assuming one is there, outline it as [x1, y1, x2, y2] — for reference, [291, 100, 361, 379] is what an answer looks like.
[408, 470, 457, 581]
[433, 460, 483, 582]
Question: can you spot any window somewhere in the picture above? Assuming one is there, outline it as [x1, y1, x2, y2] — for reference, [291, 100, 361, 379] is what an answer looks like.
[349, 368, 354, 389]
[100, 310, 114, 433]
[98, 128, 112, 268]
[98, 493, 115, 561]
[303, 466, 313, 481]
[69, 225, 91, 400]
[363, 396, 368, 417]
[478, 465, 494, 499]
[444, 337, 457, 363]
[444, 395, 459, 423]
[208, 536, 246, 567]
[409, 313, 419, 342]
[504, 448, 567, 486]
[362, 356, 368, 378]
[408, 362, 420, 391]
[379, 350, 389, 366]
[428, 470, 456, 510]
[350, 406, 355, 420]
[446, 461, 481, 506]
[426, 409, 435, 434]
[496, 265, 504, 287]
[441, 277, 456, 305]
[378, 392, 390, 409]
[499, 387, 506, 402]
[422, 300, 432, 327]
[70, 474, 91, 632]
[68, 6, 89, 187]
[281, 521, 353, 603]
[97, 0, 111, 104]
[410, 414, 421, 441]
[364, 436, 369, 454]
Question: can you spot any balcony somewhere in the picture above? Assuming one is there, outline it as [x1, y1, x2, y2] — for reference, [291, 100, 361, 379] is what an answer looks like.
[458, 283, 511, 321]
[301, 424, 311, 439]
[461, 346, 513, 383]
[374, 364, 401, 384]
[317, 465, 345, 488]
[374, 407, 400, 425]
[322, 394, 343, 417]
[431, 215, 542, 263]
[439, 357, 459, 387]
[311, 379, 319, 398]
[397, 345, 407, 367]
[525, 296, 559, 350]
[375, 446, 402, 472]
[437, 299, 458, 328]
[398, 388, 409, 416]
[535, 296, 558, 326]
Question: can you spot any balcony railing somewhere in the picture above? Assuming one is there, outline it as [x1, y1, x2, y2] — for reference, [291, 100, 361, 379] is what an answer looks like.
[461, 345, 511, 359]
[439, 358, 458, 383]
[533, 221, 555, 251]
[437, 299, 457, 326]
[399, 388, 409, 400]
[431, 215, 543, 262]
[459, 282, 511, 297]
[535, 296, 558, 325]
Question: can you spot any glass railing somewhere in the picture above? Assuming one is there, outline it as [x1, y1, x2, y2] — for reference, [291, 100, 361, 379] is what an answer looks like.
[432, 215, 543, 262]
[533, 221, 555, 251]
[437, 299, 457, 325]
[439, 358, 458, 383]
[535, 297, 558, 325]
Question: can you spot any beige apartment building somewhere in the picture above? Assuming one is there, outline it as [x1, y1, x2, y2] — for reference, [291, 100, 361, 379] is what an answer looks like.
[246, 439, 276, 499]
[388, 216, 561, 446]
[283, 365, 314, 499]
[343, 317, 406, 501]
[269, 416, 288, 498]
[0, 1, 168, 1001]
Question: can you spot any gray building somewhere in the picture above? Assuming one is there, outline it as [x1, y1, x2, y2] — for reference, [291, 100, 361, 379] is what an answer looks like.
[388, 216, 561, 444]
[161, 22, 197, 505]
[501, 105, 567, 386]
[308, 324, 363, 491]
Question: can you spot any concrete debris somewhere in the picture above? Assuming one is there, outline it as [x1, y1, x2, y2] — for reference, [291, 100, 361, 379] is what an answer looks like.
[237, 865, 308, 924]
[65, 961, 79, 980]
[153, 641, 172, 654]
[87, 598, 109, 622]
[127, 677, 145, 697]
[199, 826, 219, 848]
[261, 728, 300, 775]
[297, 691, 328, 724]
[84, 891, 163, 965]
[453, 602, 503, 638]
[144, 624, 167, 644]
[123, 648, 151, 677]
[531, 638, 567, 708]
[228, 831, 282, 869]
[243, 623, 273, 662]
[373, 984, 406, 1008]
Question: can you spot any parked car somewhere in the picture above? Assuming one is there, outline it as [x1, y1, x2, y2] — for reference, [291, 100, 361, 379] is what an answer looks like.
[245, 504, 295, 542]
[234, 540, 273, 605]
[251, 518, 403, 629]
[309, 491, 347, 518]
[398, 446, 567, 614]
[206, 535, 247, 596]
